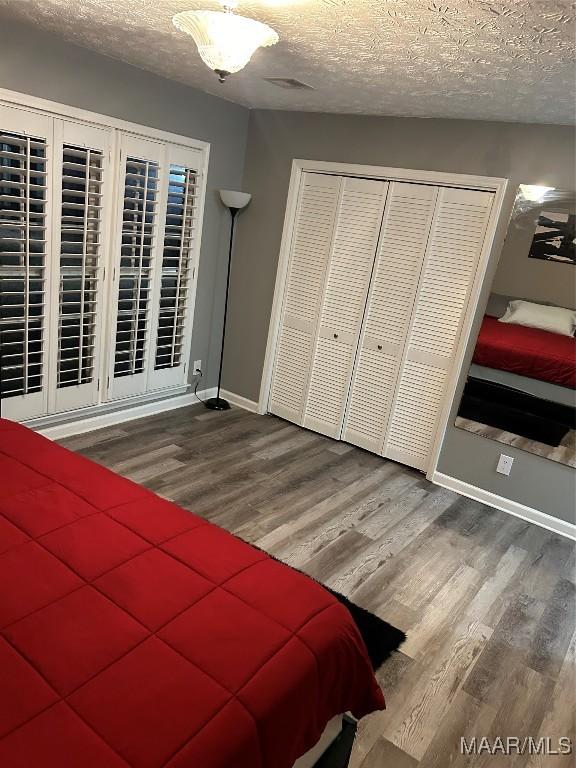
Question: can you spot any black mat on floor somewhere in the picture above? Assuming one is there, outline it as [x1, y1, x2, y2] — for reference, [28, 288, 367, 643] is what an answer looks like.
[328, 588, 406, 671]
[246, 539, 406, 671]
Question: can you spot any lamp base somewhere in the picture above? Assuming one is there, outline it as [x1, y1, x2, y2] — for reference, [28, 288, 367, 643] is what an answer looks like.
[204, 397, 231, 411]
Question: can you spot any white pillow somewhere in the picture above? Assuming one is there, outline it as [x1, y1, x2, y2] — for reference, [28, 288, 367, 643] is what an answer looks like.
[499, 300, 576, 337]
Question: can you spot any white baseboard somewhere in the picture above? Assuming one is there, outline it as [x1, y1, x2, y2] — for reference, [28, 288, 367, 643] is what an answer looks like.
[34, 386, 260, 441]
[220, 389, 259, 413]
[432, 471, 576, 541]
[37, 388, 216, 441]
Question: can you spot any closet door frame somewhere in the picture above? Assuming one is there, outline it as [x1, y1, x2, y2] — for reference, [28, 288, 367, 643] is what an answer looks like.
[259, 158, 508, 479]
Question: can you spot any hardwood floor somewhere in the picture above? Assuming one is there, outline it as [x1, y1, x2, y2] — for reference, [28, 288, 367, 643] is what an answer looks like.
[60, 404, 576, 767]
[456, 416, 576, 468]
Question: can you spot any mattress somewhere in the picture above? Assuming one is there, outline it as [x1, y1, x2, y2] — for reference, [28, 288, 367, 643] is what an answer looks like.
[473, 315, 576, 388]
[469, 364, 576, 408]
[0, 419, 384, 768]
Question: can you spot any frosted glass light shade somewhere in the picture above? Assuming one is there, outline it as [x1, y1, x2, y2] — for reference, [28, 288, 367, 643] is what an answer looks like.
[220, 190, 252, 209]
[519, 184, 555, 203]
[173, 10, 278, 79]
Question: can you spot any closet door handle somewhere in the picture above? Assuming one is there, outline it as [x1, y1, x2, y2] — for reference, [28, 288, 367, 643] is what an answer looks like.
[333, 333, 339, 339]
[377, 344, 383, 350]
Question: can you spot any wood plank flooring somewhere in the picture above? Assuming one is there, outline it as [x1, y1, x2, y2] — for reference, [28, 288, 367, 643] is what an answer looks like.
[60, 404, 576, 767]
[456, 416, 576, 469]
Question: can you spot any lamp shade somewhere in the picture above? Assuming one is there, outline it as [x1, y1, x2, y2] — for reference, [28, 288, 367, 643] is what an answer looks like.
[220, 189, 252, 209]
[173, 11, 278, 79]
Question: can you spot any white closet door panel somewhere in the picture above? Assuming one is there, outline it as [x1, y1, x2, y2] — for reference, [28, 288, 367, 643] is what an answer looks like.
[385, 359, 448, 470]
[342, 344, 399, 452]
[406, 187, 493, 366]
[343, 182, 437, 452]
[52, 120, 113, 414]
[0, 105, 54, 421]
[269, 173, 341, 424]
[317, 178, 388, 335]
[384, 186, 494, 470]
[269, 324, 314, 422]
[107, 135, 164, 401]
[304, 334, 355, 439]
[303, 177, 389, 439]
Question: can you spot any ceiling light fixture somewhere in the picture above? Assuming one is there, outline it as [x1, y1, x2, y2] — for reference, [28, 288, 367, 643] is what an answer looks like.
[519, 184, 555, 203]
[173, 2, 279, 83]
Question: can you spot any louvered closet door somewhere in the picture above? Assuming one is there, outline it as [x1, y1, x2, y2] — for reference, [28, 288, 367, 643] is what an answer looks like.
[384, 187, 494, 471]
[147, 144, 201, 392]
[303, 177, 389, 439]
[107, 135, 164, 400]
[268, 173, 341, 423]
[0, 105, 53, 421]
[50, 120, 112, 413]
[343, 182, 438, 453]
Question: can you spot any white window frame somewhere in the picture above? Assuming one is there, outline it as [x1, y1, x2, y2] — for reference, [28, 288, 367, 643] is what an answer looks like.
[147, 143, 203, 393]
[106, 133, 166, 402]
[0, 88, 210, 422]
[0, 103, 54, 422]
[50, 118, 115, 415]
[258, 158, 509, 481]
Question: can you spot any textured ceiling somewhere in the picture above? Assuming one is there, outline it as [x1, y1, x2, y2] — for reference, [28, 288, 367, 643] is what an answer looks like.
[1, 0, 575, 123]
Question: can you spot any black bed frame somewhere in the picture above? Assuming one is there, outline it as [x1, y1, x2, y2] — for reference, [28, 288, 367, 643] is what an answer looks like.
[460, 377, 575, 446]
[312, 715, 357, 768]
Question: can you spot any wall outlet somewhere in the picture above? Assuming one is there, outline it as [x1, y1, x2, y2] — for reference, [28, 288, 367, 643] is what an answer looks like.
[496, 454, 514, 476]
[193, 360, 202, 375]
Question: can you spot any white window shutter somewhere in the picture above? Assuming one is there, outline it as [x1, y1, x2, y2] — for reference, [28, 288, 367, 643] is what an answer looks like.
[268, 172, 341, 424]
[384, 187, 494, 470]
[50, 120, 113, 414]
[147, 145, 202, 392]
[0, 105, 54, 421]
[343, 182, 438, 452]
[303, 177, 389, 439]
[107, 135, 164, 401]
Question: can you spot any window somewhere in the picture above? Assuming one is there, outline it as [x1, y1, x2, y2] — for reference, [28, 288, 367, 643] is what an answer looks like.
[113, 155, 159, 381]
[57, 144, 104, 390]
[0, 99, 207, 422]
[0, 130, 47, 401]
[155, 164, 197, 371]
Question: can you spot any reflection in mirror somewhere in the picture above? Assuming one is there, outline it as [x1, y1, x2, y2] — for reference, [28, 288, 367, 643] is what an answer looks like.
[455, 185, 576, 467]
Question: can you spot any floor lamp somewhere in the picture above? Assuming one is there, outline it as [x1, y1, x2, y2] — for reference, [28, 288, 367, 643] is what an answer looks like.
[204, 189, 252, 410]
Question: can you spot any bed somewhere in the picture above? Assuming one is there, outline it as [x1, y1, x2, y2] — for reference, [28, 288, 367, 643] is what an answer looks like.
[459, 315, 575, 447]
[473, 315, 575, 389]
[0, 418, 386, 768]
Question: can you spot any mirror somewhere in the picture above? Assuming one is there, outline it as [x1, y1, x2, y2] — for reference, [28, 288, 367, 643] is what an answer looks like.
[455, 185, 576, 467]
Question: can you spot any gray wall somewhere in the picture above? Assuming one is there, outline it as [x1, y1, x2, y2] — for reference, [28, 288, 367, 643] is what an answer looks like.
[491, 192, 576, 309]
[0, 18, 250, 389]
[228, 109, 575, 523]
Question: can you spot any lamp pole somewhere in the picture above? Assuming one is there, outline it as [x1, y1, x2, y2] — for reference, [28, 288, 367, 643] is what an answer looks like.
[204, 206, 239, 410]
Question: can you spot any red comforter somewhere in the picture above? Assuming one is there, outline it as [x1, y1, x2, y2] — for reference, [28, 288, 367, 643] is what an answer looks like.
[0, 419, 384, 768]
[473, 315, 576, 388]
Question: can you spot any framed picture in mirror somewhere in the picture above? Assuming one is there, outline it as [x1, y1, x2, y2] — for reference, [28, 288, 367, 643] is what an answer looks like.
[528, 210, 576, 265]
[455, 185, 576, 468]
